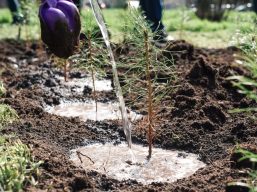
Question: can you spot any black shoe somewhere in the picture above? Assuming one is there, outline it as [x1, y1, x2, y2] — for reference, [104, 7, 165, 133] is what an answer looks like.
[12, 13, 23, 25]
[153, 30, 169, 48]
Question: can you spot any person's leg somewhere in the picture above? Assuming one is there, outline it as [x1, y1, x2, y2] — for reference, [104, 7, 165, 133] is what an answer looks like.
[139, 0, 170, 47]
[7, 0, 21, 24]
[7, 0, 19, 12]
[139, 0, 164, 32]
[253, 0, 257, 14]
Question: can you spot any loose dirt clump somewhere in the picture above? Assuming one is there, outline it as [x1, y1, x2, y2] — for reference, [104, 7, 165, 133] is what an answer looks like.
[0, 39, 256, 191]
[187, 56, 217, 89]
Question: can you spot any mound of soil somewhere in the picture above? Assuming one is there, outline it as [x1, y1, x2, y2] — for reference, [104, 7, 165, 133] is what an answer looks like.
[0, 39, 256, 191]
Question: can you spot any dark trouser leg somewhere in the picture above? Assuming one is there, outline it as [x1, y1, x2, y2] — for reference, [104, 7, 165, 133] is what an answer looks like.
[139, 0, 164, 32]
[7, 0, 21, 23]
[253, 0, 257, 14]
[7, 0, 19, 12]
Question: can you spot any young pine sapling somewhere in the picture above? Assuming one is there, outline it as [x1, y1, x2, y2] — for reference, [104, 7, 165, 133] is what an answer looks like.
[71, 10, 108, 115]
[226, 16, 257, 192]
[120, 8, 175, 159]
[228, 23, 257, 115]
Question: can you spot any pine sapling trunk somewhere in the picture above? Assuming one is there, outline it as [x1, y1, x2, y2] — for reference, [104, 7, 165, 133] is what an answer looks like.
[88, 32, 98, 115]
[144, 30, 154, 160]
[91, 70, 97, 114]
[25, 25, 29, 49]
[17, 25, 22, 41]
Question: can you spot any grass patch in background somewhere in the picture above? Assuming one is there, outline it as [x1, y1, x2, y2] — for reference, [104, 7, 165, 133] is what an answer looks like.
[163, 9, 256, 48]
[0, 7, 256, 47]
[0, 9, 11, 23]
[163, 9, 256, 32]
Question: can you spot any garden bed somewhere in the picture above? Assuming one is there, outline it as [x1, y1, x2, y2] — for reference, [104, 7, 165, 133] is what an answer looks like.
[0, 39, 256, 191]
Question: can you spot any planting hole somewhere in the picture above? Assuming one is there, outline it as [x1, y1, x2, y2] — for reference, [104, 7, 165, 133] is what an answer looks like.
[70, 143, 205, 184]
[45, 101, 141, 121]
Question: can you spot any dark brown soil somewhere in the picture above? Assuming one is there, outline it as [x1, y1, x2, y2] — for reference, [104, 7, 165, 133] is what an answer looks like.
[0, 39, 256, 192]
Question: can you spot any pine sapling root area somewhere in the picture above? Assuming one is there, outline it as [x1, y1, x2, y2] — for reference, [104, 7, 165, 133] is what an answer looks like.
[0, 39, 256, 191]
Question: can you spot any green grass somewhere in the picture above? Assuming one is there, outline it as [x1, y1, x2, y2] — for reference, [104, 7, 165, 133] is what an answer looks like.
[0, 104, 18, 130]
[0, 9, 11, 23]
[233, 148, 257, 191]
[0, 81, 6, 97]
[0, 83, 41, 191]
[226, 22, 257, 192]
[0, 82, 18, 129]
[0, 135, 42, 191]
[163, 9, 256, 32]
[163, 9, 256, 48]
[228, 22, 256, 115]
[0, 7, 256, 47]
